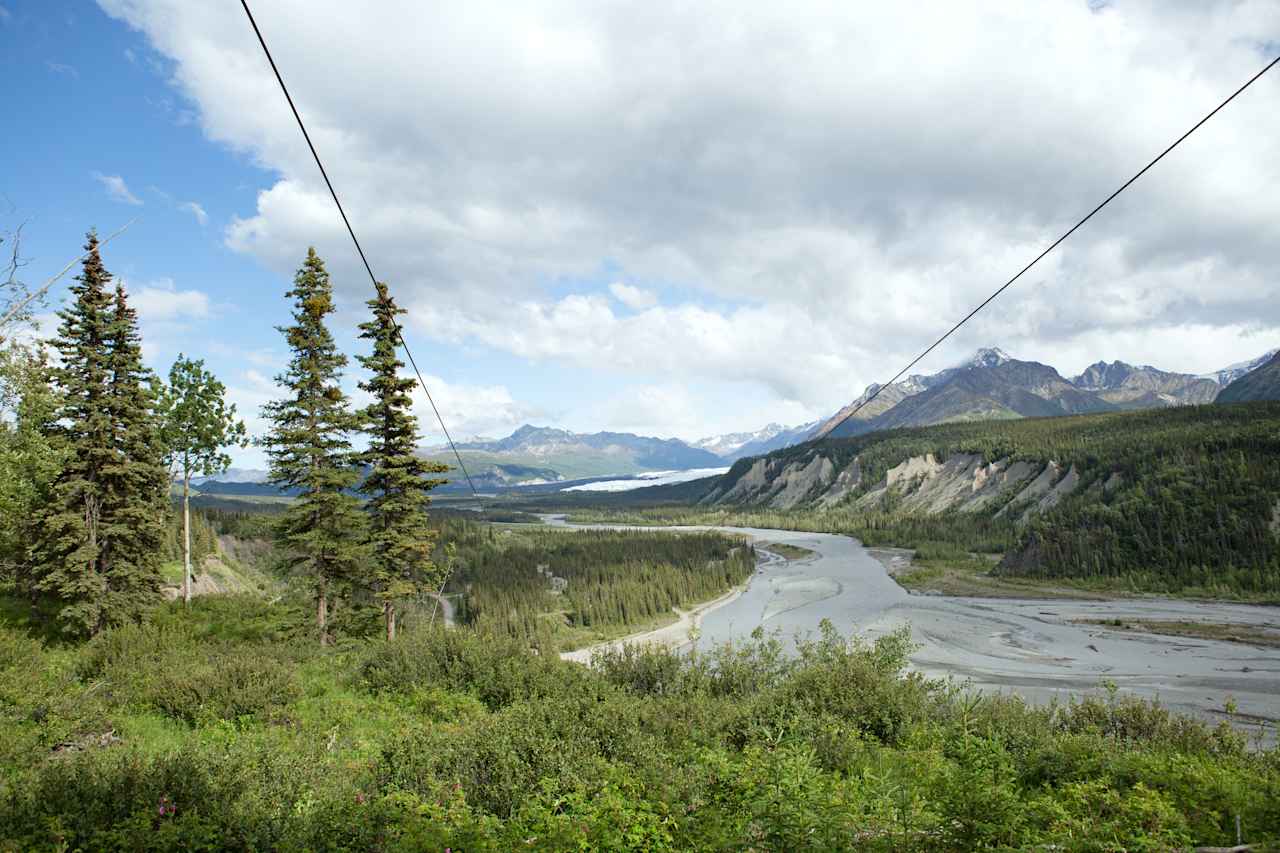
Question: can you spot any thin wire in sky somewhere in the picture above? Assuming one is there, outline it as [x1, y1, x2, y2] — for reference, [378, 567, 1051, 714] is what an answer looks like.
[238, 0, 480, 499]
[818, 52, 1280, 440]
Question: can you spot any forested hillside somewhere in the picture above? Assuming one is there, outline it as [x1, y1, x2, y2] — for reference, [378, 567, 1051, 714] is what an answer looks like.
[699, 403, 1280, 595]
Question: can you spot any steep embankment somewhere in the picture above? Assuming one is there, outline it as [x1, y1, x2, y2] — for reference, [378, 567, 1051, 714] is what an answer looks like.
[702, 403, 1280, 594]
[160, 534, 277, 600]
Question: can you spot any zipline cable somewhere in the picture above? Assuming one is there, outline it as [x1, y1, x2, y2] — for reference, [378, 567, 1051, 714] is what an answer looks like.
[817, 52, 1280, 441]
[238, 0, 480, 502]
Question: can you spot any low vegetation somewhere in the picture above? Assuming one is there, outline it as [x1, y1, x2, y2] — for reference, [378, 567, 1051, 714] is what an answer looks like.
[1, 598, 1276, 851]
[758, 542, 817, 561]
[1077, 618, 1280, 649]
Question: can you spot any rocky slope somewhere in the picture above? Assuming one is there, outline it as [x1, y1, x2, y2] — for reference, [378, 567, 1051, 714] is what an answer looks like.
[823, 350, 1115, 438]
[1070, 361, 1219, 408]
[701, 442, 1082, 516]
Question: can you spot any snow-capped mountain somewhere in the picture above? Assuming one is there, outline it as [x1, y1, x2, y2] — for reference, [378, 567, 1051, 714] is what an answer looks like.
[817, 346, 1253, 441]
[693, 422, 819, 459]
[1200, 349, 1280, 386]
[693, 424, 791, 457]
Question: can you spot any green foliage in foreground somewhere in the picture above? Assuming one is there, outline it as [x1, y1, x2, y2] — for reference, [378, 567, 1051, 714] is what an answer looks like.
[441, 519, 755, 650]
[1, 594, 1278, 851]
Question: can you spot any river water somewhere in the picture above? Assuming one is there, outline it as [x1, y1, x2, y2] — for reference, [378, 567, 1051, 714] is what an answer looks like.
[544, 516, 1280, 737]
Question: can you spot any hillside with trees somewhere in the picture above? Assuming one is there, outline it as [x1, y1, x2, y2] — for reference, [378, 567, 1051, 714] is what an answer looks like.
[618, 404, 1280, 596]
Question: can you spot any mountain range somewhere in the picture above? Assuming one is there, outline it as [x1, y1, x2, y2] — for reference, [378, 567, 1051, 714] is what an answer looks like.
[817, 347, 1257, 439]
[195, 345, 1277, 494]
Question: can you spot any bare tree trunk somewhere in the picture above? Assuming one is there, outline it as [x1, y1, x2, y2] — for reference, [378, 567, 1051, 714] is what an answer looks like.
[182, 470, 192, 606]
[385, 601, 396, 641]
[317, 581, 328, 646]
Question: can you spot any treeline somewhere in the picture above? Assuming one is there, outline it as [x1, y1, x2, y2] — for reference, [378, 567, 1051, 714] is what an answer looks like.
[437, 518, 754, 649]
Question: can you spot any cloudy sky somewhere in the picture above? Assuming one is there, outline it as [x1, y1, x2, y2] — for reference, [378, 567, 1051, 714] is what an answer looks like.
[5, 1, 1280, 465]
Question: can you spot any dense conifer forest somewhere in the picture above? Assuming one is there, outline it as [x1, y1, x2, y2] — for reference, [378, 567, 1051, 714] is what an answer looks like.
[438, 519, 755, 650]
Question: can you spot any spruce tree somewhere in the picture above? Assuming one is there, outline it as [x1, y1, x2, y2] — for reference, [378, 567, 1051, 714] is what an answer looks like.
[356, 282, 449, 640]
[29, 233, 121, 636]
[261, 248, 368, 645]
[98, 281, 168, 620]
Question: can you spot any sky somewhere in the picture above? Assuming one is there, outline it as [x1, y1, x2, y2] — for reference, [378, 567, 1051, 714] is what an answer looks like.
[3, 0, 1279, 468]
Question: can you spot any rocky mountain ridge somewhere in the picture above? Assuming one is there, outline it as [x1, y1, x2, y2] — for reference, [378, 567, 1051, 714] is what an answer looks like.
[818, 347, 1272, 440]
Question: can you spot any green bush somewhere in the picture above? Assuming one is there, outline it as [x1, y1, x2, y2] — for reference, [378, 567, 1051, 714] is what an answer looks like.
[356, 624, 603, 709]
[79, 619, 301, 725]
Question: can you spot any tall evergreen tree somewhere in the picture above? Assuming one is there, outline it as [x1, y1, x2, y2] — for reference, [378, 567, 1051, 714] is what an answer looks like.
[98, 281, 169, 619]
[261, 248, 368, 645]
[29, 233, 165, 636]
[356, 282, 448, 640]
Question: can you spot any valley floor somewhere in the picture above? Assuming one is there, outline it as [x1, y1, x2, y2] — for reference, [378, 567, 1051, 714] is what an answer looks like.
[550, 516, 1280, 742]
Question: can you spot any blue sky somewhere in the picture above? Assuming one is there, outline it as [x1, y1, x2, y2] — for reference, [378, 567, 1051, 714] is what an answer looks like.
[5, 1, 1280, 468]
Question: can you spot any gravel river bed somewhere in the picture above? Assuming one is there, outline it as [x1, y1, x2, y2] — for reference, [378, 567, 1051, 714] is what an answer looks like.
[545, 516, 1280, 740]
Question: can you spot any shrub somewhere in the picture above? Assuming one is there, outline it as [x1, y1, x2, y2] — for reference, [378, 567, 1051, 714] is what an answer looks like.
[79, 619, 301, 725]
[356, 625, 603, 709]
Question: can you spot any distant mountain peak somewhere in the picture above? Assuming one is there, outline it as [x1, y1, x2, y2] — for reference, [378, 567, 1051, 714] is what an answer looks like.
[1201, 348, 1280, 386]
[694, 422, 815, 459]
[964, 347, 1012, 368]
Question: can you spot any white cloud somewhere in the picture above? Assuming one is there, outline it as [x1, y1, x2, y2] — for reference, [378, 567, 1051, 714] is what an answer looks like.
[411, 377, 544, 446]
[179, 200, 208, 225]
[609, 281, 657, 310]
[92, 172, 143, 205]
[126, 278, 210, 323]
[100, 0, 1280, 436]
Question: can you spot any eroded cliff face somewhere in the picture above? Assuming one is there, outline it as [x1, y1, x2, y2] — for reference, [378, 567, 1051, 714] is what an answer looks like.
[703, 454, 839, 509]
[706, 448, 1084, 518]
